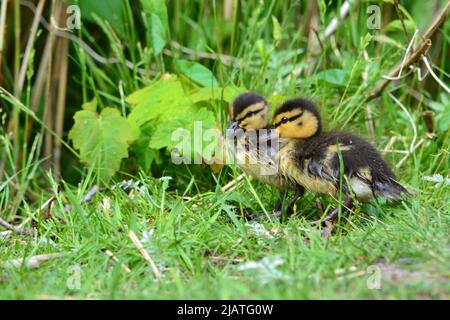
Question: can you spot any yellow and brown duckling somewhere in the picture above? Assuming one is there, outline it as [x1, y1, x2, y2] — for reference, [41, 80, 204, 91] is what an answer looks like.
[228, 92, 297, 213]
[229, 92, 270, 132]
[272, 98, 410, 222]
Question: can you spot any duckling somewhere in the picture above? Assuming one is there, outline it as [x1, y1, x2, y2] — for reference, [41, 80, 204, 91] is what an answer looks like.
[227, 92, 299, 214]
[272, 98, 410, 222]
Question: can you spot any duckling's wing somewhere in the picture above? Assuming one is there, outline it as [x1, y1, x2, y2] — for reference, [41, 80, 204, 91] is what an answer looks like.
[296, 132, 410, 200]
[325, 133, 410, 200]
[372, 177, 411, 201]
[307, 158, 338, 184]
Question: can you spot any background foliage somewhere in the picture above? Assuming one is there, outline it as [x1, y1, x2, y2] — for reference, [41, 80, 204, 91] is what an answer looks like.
[0, 0, 449, 299]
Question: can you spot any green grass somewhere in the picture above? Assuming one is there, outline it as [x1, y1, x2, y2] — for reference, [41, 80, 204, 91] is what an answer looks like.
[0, 170, 448, 299]
[1, 0, 449, 299]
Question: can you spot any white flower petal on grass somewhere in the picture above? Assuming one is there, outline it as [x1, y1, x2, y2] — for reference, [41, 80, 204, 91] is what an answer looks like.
[237, 256, 290, 284]
[141, 229, 155, 244]
[245, 222, 273, 239]
[100, 196, 111, 214]
[33, 236, 58, 248]
[422, 174, 450, 187]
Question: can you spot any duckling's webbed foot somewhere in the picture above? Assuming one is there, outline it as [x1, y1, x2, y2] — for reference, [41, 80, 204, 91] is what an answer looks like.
[232, 207, 254, 219]
[252, 210, 283, 222]
[238, 207, 280, 221]
[322, 195, 353, 223]
[244, 187, 305, 222]
[274, 198, 283, 212]
[284, 186, 305, 215]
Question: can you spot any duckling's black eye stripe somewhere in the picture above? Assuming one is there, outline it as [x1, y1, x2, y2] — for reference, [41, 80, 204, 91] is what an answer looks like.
[288, 114, 302, 123]
[274, 113, 303, 127]
[238, 107, 264, 122]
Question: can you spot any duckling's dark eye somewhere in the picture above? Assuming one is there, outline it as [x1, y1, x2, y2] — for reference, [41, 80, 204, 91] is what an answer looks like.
[281, 117, 289, 124]
[246, 111, 255, 118]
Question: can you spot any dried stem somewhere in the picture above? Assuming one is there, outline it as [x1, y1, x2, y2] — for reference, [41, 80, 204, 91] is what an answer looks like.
[422, 111, 435, 134]
[2, 252, 64, 269]
[53, 1, 68, 180]
[324, 0, 352, 38]
[17, 0, 46, 96]
[30, 39, 52, 113]
[129, 230, 161, 281]
[383, 136, 398, 153]
[393, 0, 410, 43]
[0, 217, 33, 236]
[19, 0, 238, 72]
[395, 138, 425, 169]
[422, 0, 450, 40]
[42, 0, 58, 168]
[10, 0, 21, 155]
[367, 0, 450, 101]
[105, 250, 131, 273]
[13, 0, 20, 96]
[0, 0, 8, 73]
[366, 39, 431, 101]
[221, 174, 245, 193]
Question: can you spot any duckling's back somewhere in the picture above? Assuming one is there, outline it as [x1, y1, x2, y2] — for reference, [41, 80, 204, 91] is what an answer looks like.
[292, 132, 410, 201]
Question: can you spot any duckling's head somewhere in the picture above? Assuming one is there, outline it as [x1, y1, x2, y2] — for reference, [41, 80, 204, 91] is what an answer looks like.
[229, 92, 269, 131]
[273, 98, 322, 139]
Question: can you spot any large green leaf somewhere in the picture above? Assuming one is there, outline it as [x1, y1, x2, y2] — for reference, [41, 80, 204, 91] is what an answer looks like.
[149, 118, 188, 150]
[69, 107, 139, 181]
[140, 0, 169, 32]
[189, 86, 246, 103]
[76, 0, 125, 37]
[150, 107, 218, 161]
[132, 121, 161, 172]
[188, 108, 218, 161]
[127, 76, 193, 126]
[128, 97, 193, 127]
[140, 0, 170, 53]
[151, 13, 167, 55]
[312, 69, 351, 87]
[383, 19, 416, 33]
[174, 59, 219, 87]
[127, 75, 219, 163]
[126, 75, 184, 106]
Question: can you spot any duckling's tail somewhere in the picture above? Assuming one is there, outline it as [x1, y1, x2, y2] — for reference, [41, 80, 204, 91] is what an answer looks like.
[373, 178, 411, 201]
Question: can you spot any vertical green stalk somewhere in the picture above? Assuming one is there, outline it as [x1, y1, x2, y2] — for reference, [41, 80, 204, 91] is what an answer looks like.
[438, 25, 448, 95]
[22, 49, 35, 179]
[12, 0, 21, 157]
[212, 0, 224, 58]
[13, 0, 20, 95]
[336, 142, 344, 224]
[73, 0, 87, 103]
[230, 0, 239, 57]
[123, 0, 138, 90]
[160, 177, 171, 217]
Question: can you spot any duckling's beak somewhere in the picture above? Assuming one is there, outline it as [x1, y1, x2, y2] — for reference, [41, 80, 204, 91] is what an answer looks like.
[228, 121, 239, 130]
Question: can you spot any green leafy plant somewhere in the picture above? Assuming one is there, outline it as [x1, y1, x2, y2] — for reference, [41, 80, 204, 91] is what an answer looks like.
[68, 100, 139, 181]
[69, 74, 245, 181]
[429, 93, 450, 133]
